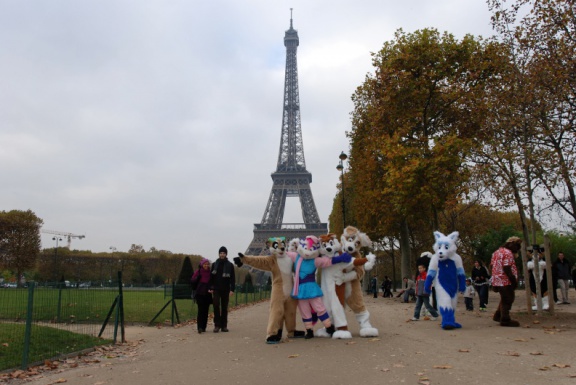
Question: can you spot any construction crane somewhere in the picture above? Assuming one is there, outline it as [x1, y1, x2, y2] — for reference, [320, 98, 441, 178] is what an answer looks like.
[41, 229, 86, 249]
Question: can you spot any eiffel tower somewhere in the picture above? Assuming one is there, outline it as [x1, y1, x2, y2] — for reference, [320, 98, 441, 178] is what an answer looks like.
[245, 13, 328, 256]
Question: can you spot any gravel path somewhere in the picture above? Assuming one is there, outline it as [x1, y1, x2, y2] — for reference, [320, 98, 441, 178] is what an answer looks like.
[4, 290, 576, 385]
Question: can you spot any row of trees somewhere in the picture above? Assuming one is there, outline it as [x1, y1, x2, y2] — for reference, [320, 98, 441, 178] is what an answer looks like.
[329, 0, 575, 280]
[0, 210, 256, 287]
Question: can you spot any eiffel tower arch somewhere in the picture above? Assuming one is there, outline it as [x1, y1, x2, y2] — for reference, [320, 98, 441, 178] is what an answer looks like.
[245, 14, 328, 256]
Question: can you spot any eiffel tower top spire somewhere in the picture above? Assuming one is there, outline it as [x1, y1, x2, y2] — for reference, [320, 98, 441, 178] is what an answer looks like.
[278, 12, 304, 173]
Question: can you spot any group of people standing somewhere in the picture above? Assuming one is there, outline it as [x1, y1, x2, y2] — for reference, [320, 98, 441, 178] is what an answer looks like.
[191, 246, 236, 334]
[372, 238, 572, 328]
[193, 241, 572, 333]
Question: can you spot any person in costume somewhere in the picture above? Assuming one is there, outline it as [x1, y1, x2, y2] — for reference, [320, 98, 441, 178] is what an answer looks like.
[490, 236, 522, 327]
[424, 231, 467, 330]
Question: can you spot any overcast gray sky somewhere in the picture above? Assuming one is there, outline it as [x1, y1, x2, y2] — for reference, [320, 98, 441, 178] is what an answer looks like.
[1, 0, 496, 260]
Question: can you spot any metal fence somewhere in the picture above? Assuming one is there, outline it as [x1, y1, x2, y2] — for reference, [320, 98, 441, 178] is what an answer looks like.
[0, 276, 270, 372]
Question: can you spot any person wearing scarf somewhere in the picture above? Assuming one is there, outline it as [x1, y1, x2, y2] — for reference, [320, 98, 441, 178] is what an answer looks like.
[209, 246, 235, 333]
[191, 258, 212, 333]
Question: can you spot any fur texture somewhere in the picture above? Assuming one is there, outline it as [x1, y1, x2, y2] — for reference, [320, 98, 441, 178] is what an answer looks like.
[337, 226, 378, 337]
[287, 236, 337, 334]
[316, 233, 352, 339]
[527, 256, 549, 310]
[424, 231, 467, 330]
[235, 237, 302, 343]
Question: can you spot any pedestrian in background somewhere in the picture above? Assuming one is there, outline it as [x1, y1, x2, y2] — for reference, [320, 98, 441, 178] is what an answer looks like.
[371, 276, 378, 298]
[471, 259, 490, 311]
[381, 276, 392, 298]
[463, 278, 475, 311]
[209, 246, 236, 332]
[411, 265, 438, 321]
[397, 277, 416, 303]
[554, 252, 571, 304]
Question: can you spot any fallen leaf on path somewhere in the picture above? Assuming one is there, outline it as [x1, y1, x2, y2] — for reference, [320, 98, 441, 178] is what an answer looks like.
[433, 365, 452, 369]
[346, 341, 356, 345]
[51, 379, 67, 384]
[569, 374, 576, 378]
[418, 381, 431, 385]
[539, 366, 551, 371]
[369, 338, 380, 342]
[498, 351, 520, 357]
[532, 320, 540, 324]
[393, 363, 405, 368]
[553, 363, 571, 368]
[288, 354, 299, 358]
[381, 368, 390, 372]
[458, 349, 470, 353]
[513, 338, 527, 342]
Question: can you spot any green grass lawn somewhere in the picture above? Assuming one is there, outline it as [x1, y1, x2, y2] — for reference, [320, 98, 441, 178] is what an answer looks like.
[0, 286, 269, 371]
[0, 323, 111, 371]
[1, 286, 269, 325]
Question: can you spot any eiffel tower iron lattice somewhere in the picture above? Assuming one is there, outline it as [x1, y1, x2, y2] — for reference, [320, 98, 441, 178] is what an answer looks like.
[245, 14, 328, 256]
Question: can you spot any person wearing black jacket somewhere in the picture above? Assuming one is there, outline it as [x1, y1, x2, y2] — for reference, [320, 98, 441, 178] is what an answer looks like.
[471, 260, 490, 311]
[209, 246, 236, 332]
[554, 252, 571, 304]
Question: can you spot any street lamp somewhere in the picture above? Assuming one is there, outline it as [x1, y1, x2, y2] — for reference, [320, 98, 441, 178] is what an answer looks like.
[109, 247, 117, 284]
[53, 236, 62, 281]
[337, 151, 348, 229]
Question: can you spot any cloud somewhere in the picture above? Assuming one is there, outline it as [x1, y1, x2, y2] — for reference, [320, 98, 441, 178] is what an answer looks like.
[0, 0, 495, 260]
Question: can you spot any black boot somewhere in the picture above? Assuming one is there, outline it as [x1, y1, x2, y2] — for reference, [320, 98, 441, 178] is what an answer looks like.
[292, 330, 306, 338]
[326, 325, 335, 335]
[305, 329, 314, 339]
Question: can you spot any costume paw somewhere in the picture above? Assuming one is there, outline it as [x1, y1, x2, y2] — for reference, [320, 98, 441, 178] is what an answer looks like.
[364, 253, 376, 271]
[314, 328, 331, 338]
[359, 327, 379, 337]
[266, 334, 282, 344]
[442, 322, 462, 330]
[334, 270, 344, 285]
[332, 330, 352, 339]
[233, 254, 244, 267]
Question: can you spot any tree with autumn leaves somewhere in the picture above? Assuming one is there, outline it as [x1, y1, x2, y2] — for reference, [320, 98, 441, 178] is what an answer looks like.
[334, 1, 575, 280]
[0, 210, 43, 287]
[344, 28, 507, 279]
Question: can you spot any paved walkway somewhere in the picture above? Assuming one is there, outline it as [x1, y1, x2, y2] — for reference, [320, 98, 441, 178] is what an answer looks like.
[7, 290, 576, 385]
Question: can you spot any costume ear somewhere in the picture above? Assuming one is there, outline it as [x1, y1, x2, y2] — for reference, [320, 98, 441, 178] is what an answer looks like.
[448, 231, 459, 242]
[434, 231, 443, 240]
[359, 232, 372, 248]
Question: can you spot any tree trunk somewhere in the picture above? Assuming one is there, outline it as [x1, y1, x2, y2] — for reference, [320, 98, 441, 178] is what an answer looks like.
[399, 218, 412, 280]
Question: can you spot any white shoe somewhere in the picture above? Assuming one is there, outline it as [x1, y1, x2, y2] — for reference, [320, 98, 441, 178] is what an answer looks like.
[411, 317, 419, 321]
[430, 317, 437, 321]
[556, 301, 562, 305]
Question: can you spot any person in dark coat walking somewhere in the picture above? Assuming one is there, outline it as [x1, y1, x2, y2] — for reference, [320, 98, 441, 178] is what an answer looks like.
[554, 252, 571, 304]
[381, 276, 392, 298]
[209, 246, 236, 332]
[471, 260, 490, 311]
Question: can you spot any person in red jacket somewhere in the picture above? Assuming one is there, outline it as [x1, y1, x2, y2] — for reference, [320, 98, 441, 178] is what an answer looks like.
[411, 265, 439, 321]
